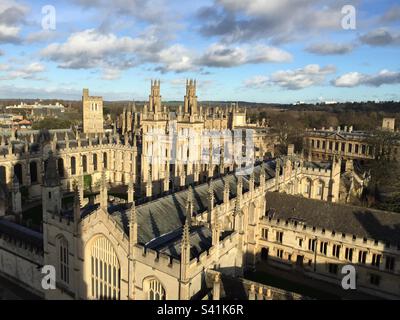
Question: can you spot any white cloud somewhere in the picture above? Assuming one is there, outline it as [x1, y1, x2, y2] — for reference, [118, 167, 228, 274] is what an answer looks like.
[0, 24, 20, 43]
[0, 0, 29, 44]
[332, 72, 363, 87]
[270, 64, 336, 90]
[243, 75, 269, 88]
[0, 62, 46, 80]
[333, 70, 400, 87]
[198, 43, 292, 68]
[41, 29, 149, 69]
[198, 0, 345, 44]
[155, 45, 196, 73]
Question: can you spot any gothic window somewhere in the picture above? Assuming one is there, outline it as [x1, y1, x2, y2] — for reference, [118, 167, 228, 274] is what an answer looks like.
[82, 155, 87, 173]
[303, 178, 311, 197]
[276, 231, 283, 243]
[14, 163, 23, 184]
[148, 279, 166, 300]
[261, 228, 268, 240]
[103, 152, 108, 169]
[371, 253, 381, 267]
[71, 157, 76, 175]
[308, 239, 316, 252]
[90, 236, 120, 300]
[59, 237, 69, 284]
[345, 248, 354, 262]
[58, 158, 64, 178]
[30, 161, 38, 183]
[319, 241, 328, 255]
[385, 256, 395, 271]
[0, 166, 5, 185]
[332, 244, 341, 258]
[93, 154, 98, 171]
[316, 180, 324, 199]
[358, 251, 367, 264]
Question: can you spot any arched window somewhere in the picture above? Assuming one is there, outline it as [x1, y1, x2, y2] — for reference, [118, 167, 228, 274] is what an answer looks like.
[0, 166, 6, 185]
[58, 158, 64, 178]
[303, 178, 311, 198]
[71, 157, 76, 175]
[148, 279, 166, 300]
[30, 161, 38, 183]
[14, 163, 23, 185]
[316, 180, 324, 199]
[103, 152, 108, 169]
[59, 237, 69, 284]
[90, 236, 120, 300]
[82, 155, 87, 173]
[93, 154, 98, 171]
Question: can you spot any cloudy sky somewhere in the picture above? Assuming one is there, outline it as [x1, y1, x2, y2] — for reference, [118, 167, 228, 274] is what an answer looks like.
[0, 0, 399, 102]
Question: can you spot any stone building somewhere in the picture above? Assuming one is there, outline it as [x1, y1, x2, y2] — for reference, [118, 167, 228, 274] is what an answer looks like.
[304, 121, 400, 162]
[82, 89, 104, 134]
[0, 81, 398, 300]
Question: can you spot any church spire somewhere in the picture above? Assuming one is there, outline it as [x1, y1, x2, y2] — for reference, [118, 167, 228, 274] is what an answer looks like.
[73, 181, 81, 231]
[128, 175, 134, 203]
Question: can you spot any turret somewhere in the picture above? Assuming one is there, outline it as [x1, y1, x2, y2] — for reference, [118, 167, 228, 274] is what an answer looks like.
[42, 151, 62, 217]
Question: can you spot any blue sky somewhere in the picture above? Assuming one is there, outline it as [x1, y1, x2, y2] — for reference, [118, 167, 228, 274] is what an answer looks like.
[0, 0, 399, 103]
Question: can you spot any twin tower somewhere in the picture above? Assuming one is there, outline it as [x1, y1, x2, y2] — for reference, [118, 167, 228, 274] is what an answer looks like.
[148, 79, 198, 115]
[82, 79, 199, 134]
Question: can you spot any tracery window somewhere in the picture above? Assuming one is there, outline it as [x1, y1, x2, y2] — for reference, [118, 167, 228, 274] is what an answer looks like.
[148, 279, 166, 300]
[90, 237, 120, 300]
[59, 237, 69, 284]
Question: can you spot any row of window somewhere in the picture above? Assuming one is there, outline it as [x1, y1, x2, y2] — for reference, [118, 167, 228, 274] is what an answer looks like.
[261, 229, 396, 271]
[310, 139, 369, 155]
[328, 263, 382, 287]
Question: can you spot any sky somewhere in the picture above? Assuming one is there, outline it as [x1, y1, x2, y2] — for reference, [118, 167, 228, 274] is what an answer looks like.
[0, 0, 399, 103]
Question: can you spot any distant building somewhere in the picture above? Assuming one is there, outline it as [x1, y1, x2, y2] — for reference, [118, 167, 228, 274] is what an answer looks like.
[5, 102, 65, 119]
[304, 124, 400, 162]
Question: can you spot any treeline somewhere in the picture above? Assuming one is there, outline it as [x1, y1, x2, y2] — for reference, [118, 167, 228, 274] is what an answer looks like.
[32, 118, 73, 130]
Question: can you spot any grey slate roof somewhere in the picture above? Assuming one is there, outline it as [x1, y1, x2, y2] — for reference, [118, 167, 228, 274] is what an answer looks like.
[0, 218, 43, 249]
[265, 192, 400, 245]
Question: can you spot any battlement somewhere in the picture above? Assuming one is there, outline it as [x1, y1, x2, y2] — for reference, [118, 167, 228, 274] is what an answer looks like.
[135, 245, 181, 275]
[0, 234, 43, 258]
